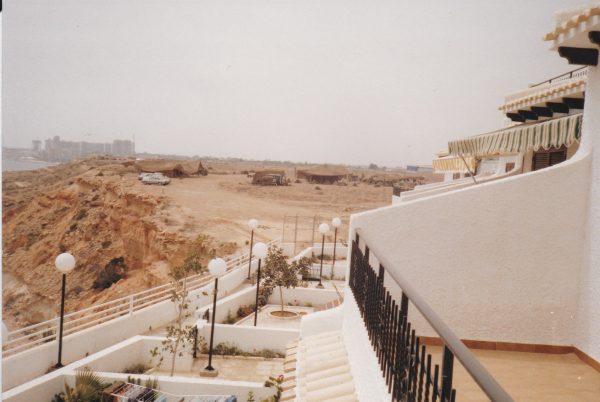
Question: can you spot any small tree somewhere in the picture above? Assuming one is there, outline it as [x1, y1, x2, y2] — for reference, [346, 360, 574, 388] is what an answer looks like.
[262, 246, 299, 313]
[151, 252, 205, 376]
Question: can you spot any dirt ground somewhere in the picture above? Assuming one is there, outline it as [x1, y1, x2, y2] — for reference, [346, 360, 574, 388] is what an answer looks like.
[131, 173, 392, 246]
[2, 157, 439, 329]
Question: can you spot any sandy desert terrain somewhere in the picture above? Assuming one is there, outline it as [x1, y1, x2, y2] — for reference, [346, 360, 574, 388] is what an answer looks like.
[2, 157, 439, 330]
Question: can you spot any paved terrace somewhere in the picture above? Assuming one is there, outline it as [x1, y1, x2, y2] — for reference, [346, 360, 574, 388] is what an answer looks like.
[428, 346, 600, 401]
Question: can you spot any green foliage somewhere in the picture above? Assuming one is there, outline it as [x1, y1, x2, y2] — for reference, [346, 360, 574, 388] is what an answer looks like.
[211, 342, 284, 358]
[255, 349, 284, 359]
[292, 257, 313, 280]
[236, 304, 254, 319]
[223, 310, 237, 324]
[150, 251, 206, 376]
[123, 363, 150, 374]
[126, 376, 159, 390]
[262, 375, 284, 402]
[214, 342, 245, 356]
[262, 246, 301, 312]
[247, 390, 256, 402]
[55, 367, 109, 402]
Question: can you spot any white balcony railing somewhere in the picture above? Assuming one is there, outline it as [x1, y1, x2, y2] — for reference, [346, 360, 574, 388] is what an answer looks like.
[2, 239, 278, 357]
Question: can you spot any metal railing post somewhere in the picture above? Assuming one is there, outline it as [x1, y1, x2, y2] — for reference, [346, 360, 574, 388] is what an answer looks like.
[349, 228, 514, 402]
[441, 346, 455, 402]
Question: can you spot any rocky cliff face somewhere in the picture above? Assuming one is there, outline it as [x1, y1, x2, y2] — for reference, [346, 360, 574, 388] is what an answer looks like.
[2, 157, 233, 330]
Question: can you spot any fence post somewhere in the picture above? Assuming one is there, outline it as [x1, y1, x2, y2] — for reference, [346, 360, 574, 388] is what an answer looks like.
[311, 215, 317, 256]
[441, 346, 454, 402]
[129, 295, 134, 315]
[293, 215, 299, 255]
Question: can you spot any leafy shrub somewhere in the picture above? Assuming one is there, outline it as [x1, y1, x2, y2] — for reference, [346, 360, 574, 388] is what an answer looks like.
[223, 310, 237, 324]
[236, 304, 254, 319]
[214, 342, 246, 356]
[255, 349, 284, 359]
[123, 363, 150, 374]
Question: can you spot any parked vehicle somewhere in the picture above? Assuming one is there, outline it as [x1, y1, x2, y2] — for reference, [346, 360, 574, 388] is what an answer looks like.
[141, 172, 171, 185]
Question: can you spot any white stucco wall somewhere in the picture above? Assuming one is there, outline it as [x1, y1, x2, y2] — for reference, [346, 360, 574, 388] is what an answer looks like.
[575, 65, 600, 363]
[2, 259, 262, 391]
[198, 323, 298, 352]
[299, 305, 343, 339]
[342, 287, 390, 402]
[349, 153, 590, 347]
[2, 335, 275, 402]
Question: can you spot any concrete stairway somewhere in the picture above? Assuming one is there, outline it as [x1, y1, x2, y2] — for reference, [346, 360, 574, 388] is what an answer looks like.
[293, 330, 358, 402]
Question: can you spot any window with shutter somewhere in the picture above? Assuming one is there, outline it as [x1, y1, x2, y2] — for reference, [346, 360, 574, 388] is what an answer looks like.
[532, 146, 567, 171]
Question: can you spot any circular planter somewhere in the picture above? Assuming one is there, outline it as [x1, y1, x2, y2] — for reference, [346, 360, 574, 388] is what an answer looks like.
[268, 310, 300, 320]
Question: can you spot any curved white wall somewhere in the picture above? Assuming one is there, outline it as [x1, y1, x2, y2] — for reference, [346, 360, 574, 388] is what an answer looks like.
[576, 65, 600, 363]
[349, 154, 590, 347]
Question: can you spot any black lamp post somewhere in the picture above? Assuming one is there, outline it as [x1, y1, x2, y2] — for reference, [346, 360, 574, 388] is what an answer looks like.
[247, 219, 258, 279]
[317, 223, 329, 288]
[205, 257, 227, 373]
[252, 242, 268, 326]
[331, 217, 341, 270]
[54, 252, 76, 368]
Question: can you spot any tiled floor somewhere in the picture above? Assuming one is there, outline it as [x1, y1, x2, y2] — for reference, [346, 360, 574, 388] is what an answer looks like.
[428, 346, 600, 402]
[153, 355, 284, 382]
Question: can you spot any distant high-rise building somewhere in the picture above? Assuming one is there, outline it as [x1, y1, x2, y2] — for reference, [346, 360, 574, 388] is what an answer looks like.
[40, 136, 135, 161]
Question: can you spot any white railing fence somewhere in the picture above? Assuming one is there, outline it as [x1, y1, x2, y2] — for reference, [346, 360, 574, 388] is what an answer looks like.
[2, 239, 278, 357]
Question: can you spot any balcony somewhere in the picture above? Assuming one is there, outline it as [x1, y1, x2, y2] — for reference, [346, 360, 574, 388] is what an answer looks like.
[346, 228, 600, 401]
[499, 67, 587, 121]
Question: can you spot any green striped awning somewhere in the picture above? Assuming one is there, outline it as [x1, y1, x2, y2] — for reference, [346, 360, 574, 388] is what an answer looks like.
[448, 113, 582, 157]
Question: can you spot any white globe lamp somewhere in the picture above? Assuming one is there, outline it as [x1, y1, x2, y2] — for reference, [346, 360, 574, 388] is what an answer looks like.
[319, 223, 330, 234]
[252, 242, 268, 259]
[55, 253, 76, 274]
[208, 258, 227, 278]
[248, 219, 259, 230]
[331, 217, 342, 228]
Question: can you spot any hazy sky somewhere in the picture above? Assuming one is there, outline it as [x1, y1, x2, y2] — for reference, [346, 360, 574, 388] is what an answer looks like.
[2, 0, 590, 166]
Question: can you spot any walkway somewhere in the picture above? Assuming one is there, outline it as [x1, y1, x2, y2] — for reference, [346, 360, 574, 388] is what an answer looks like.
[428, 346, 600, 402]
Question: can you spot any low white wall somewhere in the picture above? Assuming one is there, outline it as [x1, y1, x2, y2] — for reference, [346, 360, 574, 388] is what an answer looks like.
[95, 372, 272, 402]
[2, 335, 273, 402]
[349, 153, 590, 347]
[310, 262, 347, 280]
[300, 305, 343, 339]
[283, 244, 348, 259]
[198, 323, 298, 352]
[342, 287, 389, 402]
[2, 260, 261, 391]
[269, 287, 340, 307]
[211, 286, 258, 324]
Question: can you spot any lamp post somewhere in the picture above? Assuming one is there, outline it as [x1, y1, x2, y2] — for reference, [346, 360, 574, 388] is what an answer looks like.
[331, 217, 341, 271]
[252, 242, 268, 327]
[54, 252, 76, 368]
[205, 257, 227, 373]
[317, 223, 329, 288]
[247, 219, 258, 279]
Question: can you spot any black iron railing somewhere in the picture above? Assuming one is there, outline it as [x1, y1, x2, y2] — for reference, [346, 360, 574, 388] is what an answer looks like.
[530, 66, 587, 87]
[349, 230, 514, 402]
